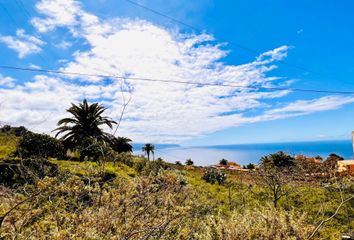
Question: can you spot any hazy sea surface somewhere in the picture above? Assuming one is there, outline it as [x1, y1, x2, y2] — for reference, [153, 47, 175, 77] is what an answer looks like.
[134, 140, 353, 166]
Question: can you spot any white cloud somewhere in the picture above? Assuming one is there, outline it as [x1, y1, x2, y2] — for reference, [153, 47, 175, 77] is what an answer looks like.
[31, 0, 82, 32]
[1, 0, 352, 143]
[29, 64, 42, 69]
[0, 74, 15, 88]
[0, 29, 44, 58]
[263, 96, 354, 118]
[53, 40, 72, 49]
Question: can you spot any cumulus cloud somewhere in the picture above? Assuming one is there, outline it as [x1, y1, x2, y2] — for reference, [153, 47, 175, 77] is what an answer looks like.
[0, 29, 44, 58]
[0, 0, 353, 142]
[0, 74, 15, 88]
[31, 0, 82, 32]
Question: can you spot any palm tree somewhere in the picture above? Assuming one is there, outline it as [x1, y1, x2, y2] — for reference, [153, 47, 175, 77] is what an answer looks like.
[54, 99, 116, 148]
[142, 143, 155, 161]
[110, 136, 133, 153]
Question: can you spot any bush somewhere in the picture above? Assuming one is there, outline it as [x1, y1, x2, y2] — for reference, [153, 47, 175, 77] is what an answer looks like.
[185, 159, 194, 166]
[113, 152, 134, 167]
[77, 137, 113, 162]
[0, 125, 28, 136]
[219, 158, 228, 165]
[175, 161, 183, 166]
[142, 158, 170, 176]
[202, 169, 226, 185]
[244, 163, 255, 170]
[0, 158, 58, 187]
[16, 132, 65, 159]
[197, 208, 313, 240]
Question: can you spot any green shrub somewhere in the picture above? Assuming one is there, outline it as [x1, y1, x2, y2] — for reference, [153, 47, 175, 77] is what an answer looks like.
[113, 152, 134, 167]
[77, 137, 113, 162]
[142, 158, 170, 176]
[16, 132, 65, 159]
[202, 169, 226, 185]
[0, 125, 28, 136]
[219, 158, 228, 165]
[185, 158, 194, 166]
[0, 158, 58, 186]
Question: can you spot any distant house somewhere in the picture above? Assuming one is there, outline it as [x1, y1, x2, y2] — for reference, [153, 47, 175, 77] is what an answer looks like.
[213, 161, 241, 171]
[337, 160, 354, 175]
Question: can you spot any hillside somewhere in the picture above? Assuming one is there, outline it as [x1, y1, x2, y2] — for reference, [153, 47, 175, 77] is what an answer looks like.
[0, 132, 353, 239]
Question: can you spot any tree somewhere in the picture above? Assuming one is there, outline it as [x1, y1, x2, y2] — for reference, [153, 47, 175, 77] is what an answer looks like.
[142, 143, 155, 161]
[175, 161, 183, 166]
[260, 151, 294, 169]
[258, 152, 296, 208]
[324, 153, 344, 174]
[244, 163, 255, 170]
[110, 136, 133, 153]
[185, 159, 194, 166]
[16, 132, 65, 159]
[54, 99, 116, 148]
[219, 158, 228, 165]
[0, 125, 28, 136]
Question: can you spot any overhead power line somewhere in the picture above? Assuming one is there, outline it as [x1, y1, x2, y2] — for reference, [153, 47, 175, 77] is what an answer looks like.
[123, 0, 353, 85]
[1, 65, 354, 95]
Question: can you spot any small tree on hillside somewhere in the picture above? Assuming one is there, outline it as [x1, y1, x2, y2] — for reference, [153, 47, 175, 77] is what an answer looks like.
[219, 158, 228, 165]
[244, 163, 255, 170]
[260, 151, 294, 169]
[142, 143, 155, 161]
[323, 153, 344, 175]
[175, 161, 183, 166]
[185, 159, 194, 166]
[258, 151, 296, 208]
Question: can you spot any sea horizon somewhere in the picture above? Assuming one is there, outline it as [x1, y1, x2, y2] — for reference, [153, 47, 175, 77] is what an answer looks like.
[134, 139, 353, 166]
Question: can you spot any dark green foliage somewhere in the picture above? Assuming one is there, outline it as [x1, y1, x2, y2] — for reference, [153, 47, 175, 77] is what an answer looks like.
[0, 125, 11, 133]
[185, 158, 194, 166]
[54, 99, 116, 148]
[175, 161, 183, 166]
[0, 158, 58, 187]
[219, 158, 228, 165]
[110, 136, 133, 153]
[142, 143, 155, 160]
[77, 137, 112, 162]
[16, 132, 65, 159]
[260, 151, 294, 169]
[0, 125, 28, 136]
[202, 169, 227, 185]
[244, 163, 255, 170]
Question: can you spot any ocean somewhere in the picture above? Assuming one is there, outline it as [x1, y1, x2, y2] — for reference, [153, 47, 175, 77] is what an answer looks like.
[134, 140, 353, 166]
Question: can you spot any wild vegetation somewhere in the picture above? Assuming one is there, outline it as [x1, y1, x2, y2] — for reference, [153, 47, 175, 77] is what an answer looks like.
[0, 100, 353, 239]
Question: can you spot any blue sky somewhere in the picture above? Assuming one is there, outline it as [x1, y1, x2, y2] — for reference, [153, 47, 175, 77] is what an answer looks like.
[0, 0, 354, 145]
